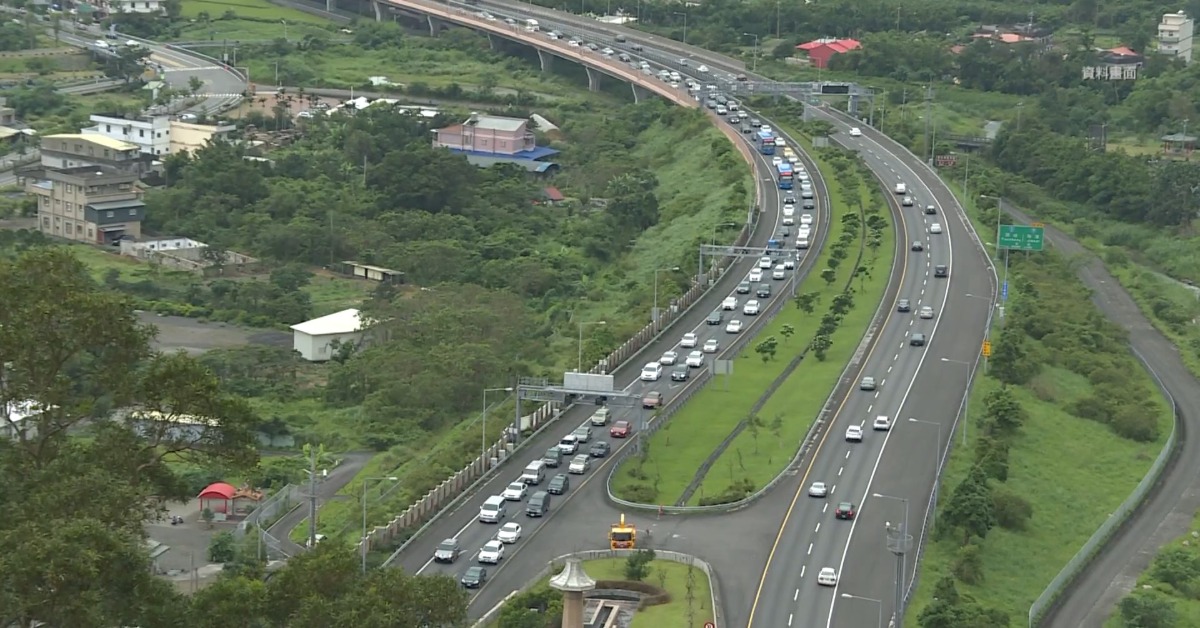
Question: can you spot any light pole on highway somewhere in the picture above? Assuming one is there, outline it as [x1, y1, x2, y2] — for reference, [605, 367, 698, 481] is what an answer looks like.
[361, 476, 399, 574]
[674, 11, 688, 44]
[940, 357, 973, 445]
[980, 193, 1010, 320]
[653, 266, 680, 331]
[578, 320, 607, 372]
[841, 593, 884, 628]
[482, 386, 514, 464]
[742, 32, 760, 73]
[874, 491, 911, 628]
[711, 221, 738, 245]
[908, 417, 943, 530]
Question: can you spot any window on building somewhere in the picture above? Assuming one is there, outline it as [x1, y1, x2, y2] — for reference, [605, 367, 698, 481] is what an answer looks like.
[106, 125, 112, 132]
[128, 209, 136, 216]
[65, 220, 72, 232]
[76, 224, 83, 234]
[42, 217, 49, 228]
[87, 228, 93, 239]
[139, 129, 145, 137]
[106, 211, 114, 218]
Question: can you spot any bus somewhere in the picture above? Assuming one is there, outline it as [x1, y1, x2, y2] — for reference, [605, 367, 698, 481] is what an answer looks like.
[757, 130, 776, 155]
[777, 162, 794, 190]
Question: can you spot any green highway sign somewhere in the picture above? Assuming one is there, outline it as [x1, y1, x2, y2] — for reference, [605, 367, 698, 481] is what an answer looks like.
[997, 225, 1045, 251]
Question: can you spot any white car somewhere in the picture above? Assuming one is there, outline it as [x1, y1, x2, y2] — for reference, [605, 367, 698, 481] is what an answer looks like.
[919, 306, 935, 319]
[743, 300, 760, 316]
[703, 338, 720, 353]
[496, 521, 522, 544]
[722, 296, 738, 311]
[772, 156, 783, 167]
[783, 204, 796, 214]
[873, 415, 892, 431]
[930, 223, 943, 234]
[772, 265, 786, 280]
[660, 350, 679, 365]
[849, 127, 862, 137]
[800, 214, 813, 225]
[759, 256, 774, 269]
[568, 454, 591, 474]
[808, 481, 828, 498]
[902, 196, 915, 207]
[698, 64, 710, 73]
[681, 332, 699, 348]
[686, 350, 705, 367]
[749, 268, 764, 282]
[726, 319, 743, 334]
[845, 425, 864, 442]
[478, 540, 505, 564]
[558, 434, 579, 454]
[761, 125, 773, 134]
[501, 482, 527, 501]
[860, 376, 877, 390]
[817, 567, 839, 586]
[784, 258, 796, 269]
[640, 363, 663, 381]
[894, 182, 907, 195]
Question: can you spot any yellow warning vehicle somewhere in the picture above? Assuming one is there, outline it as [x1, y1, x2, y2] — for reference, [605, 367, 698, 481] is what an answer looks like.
[609, 513, 637, 549]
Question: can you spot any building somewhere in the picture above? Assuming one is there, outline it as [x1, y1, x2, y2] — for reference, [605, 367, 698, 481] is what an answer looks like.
[39, 133, 146, 174]
[432, 113, 560, 171]
[795, 38, 861, 69]
[82, 113, 235, 158]
[107, 0, 165, 14]
[169, 119, 237, 155]
[340, 260, 404, 284]
[290, 308, 367, 362]
[27, 165, 143, 244]
[1158, 11, 1194, 64]
[119, 236, 257, 273]
[1, 400, 44, 440]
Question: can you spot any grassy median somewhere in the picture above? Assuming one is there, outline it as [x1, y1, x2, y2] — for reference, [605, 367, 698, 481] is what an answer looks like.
[611, 135, 896, 506]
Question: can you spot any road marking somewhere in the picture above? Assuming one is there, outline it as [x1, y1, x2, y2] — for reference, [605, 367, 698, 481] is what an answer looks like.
[795, 588, 800, 601]
[837, 467, 843, 476]
[845, 451, 850, 459]
[807, 543, 814, 555]
[893, 353, 900, 360]
[789, 614, 794, 626]
[880, 379, 886, 386]
[823, 502, 829, 513]
[830, 484, 836, 494]
[815, 522, 821, 533]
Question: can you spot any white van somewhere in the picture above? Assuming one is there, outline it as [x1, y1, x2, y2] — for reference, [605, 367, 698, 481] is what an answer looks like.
[479, 495, 507, 523]
[524, 19, 539, 31]
[797, 226, 811, 240]
[728, 101, 739, 111]
[716, 105, 728, 115]
[520, 460, 546, 485]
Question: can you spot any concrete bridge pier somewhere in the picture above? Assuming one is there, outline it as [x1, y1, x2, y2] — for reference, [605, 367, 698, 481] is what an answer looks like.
[427, 15, 443, 36]
[537, 49, 554, 72]
[486, 32, 498, 50]
[585, 66, 601, 92]
[631, 83, 648, 103]
[371, 0, 382, 21]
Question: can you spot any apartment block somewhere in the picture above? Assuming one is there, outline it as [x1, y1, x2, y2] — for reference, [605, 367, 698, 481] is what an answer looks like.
[27, 166, 144, 245]
[39, 133, 147, 174]
[1159, 11, 1194, 64]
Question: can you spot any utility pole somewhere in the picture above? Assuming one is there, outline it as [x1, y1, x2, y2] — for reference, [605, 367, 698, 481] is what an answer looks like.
[923, 84, 934, 165]
[775, 0, 781, 39]
[307, 445, 319, 549]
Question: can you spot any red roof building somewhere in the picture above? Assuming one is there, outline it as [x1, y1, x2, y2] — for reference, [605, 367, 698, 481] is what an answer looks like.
[796, 38, 862, 69]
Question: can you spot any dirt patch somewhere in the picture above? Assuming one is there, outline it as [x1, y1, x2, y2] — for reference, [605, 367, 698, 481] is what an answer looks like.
[138, 311, 290, 355]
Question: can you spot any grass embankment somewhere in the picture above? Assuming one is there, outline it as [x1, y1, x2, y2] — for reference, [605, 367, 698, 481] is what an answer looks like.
[493, 558, 714, 628]
[176, 0, 329, 41]
[611, 133, 894, 506]
[1103, 511, 1200, 627]
[904, 195, 1172, 624]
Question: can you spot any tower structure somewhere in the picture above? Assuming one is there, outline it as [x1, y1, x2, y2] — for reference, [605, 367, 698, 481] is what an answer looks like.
[549, 558, 597, 628]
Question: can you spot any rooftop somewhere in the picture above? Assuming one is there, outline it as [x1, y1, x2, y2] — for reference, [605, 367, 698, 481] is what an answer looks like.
[290, 308, 365, 336]
[796, 38, 861, 53]
[465, 114, 527, 133]
[49, 164, 137, 180]
[45, 133, 139, 152]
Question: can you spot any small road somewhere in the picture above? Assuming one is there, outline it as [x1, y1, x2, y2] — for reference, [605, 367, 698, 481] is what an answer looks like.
[266, 451, 375, 555]
[1000, 200, 1200, 626]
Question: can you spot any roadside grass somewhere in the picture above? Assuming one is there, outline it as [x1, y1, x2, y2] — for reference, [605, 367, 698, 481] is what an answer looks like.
[1102, 511, 1200, 627]
[26, 92, 150, 133]
[304, 271, 374, 317]
[176, 0, 328, 32]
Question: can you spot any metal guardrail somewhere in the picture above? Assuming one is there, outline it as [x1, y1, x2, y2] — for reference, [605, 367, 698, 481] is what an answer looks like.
[471, 549, 725, 628]
[1026, 346, 1180, 626]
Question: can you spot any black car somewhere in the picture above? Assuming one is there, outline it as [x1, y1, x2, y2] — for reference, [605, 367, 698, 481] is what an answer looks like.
[934, 264, 949, 278]
[590, 441, 611, 458]
[671, 364, 690, 381]
[542, 448, 562, 467]
[835, 502, 857, 520]
[707, 310, 724, 325]
[910, 333, 927, 347]
[803, 199, 815, 210]
[911, 241, 924, 252]
[736, 282, 751, 294]
[897, 299, 911, 312]
[756, 283, 772, 299]
[924, 205, 937, 214]
[547, 473, 570, 495]
[433, 538, 461, 563]
[461, 566, 487, 589]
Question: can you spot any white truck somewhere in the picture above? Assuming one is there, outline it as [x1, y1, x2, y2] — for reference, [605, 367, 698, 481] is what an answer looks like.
[524, 19, 539, 31]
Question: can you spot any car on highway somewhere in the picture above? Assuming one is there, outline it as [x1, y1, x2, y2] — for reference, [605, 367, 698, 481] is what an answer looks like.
[547, 473, 570, 495]
[849, 127, 862, 137]
[642, 390, 663, 409]
[703, 338, 720, 353]
[756, 283, 773, 299]
[568, 454, 591, 474]
[681, 332, 699, 347]
[433, 538, 461, 563]
[925, 204, 937, 214]
[743, 300, 760, 316]
[859, 376, 876, 391]
[784, 257, 796, 269]
[772, 265, 786, 280]
[799, 214, 813, 226]
[478, 539, 505, 564]
[726, 319, 743, 334]
[783, 194, 797, 204]
[873, 415, 892, 431]
[846, 425, 864, 442]
[640, 362, 663, 381]
[894, 182, 907, 195]
[543, 448, 562, 467]
[749, 268, 764, 282]
[698, 64, 709, 72]
[759, 256, 773, 269]
[902, 196, 914, 207]
[722, 296, 738, 311]
[910, 332, 927, 347]
[801, 189, 814, 199]
[817, 567, 839, 586]
[572, 426, 592, 443]
[930, 223, 943, 234]
[590, 441, 610, 458]
[611, 421, 632, 438]
[772, 156, 783, 167]
[501, 482, 527, 502]
[672, 364, 690, 381]
[660, 350, 678, 365]
[935, 264, 949, 278]
[736, 281, 751, 294]
[496, 522, 522, 543]
[590, 407, 610, 426]
[835, 502, 857, 520]
[461, 566, 488, 589]
[558, 434, 579, 454]
[808, 481, 828, 498]
[803, 199, 815, 210]
[911, 241, 924, 252]
[685, 350, 705, 367]
[706, 309, 723, 326]
[897, 299, 911, 312]
[919, 305, 935, 319]
[751, 118, 762, 127]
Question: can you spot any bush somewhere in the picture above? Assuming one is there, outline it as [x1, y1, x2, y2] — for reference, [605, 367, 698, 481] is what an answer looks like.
[624, 549, 656, 581]
[208, 531, 237, 563]
[991, 488, 1033, 531]
[1110, 403, 1160, 442]
[951, 543, 985, 585]
[594, 579, 671, 608]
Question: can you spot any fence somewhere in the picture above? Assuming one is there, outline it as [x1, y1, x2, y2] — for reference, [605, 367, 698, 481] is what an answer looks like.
[471, 549, 725, 628]
[234, 483, 302, 538]
[1026, 347, 1180, 626]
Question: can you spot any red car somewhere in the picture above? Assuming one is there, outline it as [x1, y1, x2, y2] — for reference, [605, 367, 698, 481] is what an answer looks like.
[835, 502, 856, 520]
[610, 420, 632, 438]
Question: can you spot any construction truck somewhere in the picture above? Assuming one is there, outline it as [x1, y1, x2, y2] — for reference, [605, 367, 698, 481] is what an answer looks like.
[609, 514, 637, 549]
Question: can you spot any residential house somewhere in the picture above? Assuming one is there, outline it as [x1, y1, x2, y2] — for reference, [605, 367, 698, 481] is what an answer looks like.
[107, 0, 165, 14]
[542, 186, 565, 205]
[795, 38, 861, 69]
[1, 400, 44, 440]
[39, 133, 146, 174]
[340, 261, 405, 284]
[82, 113, 235, 158]
[119, 236, 257, 273]
[290, 308, 368, 362]
[1087, 46, 1143, 80]
[27, 165, 144, 244]
[168, 119, 237, 155]
[432, 113, 560, 173]
[1159, 11, 1194, 64]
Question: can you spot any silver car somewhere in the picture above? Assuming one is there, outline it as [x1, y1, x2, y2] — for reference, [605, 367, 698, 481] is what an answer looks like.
[568, 454, 591, 475]
[572, 426, 592, 443]
[808, 481, 828, 498]
[859, 377, 876, 391]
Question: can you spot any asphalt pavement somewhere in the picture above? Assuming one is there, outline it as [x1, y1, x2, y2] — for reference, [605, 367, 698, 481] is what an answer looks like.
[266, 451, 375, 555]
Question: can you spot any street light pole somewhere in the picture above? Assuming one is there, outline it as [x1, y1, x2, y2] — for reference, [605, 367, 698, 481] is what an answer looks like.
[577, 320, 607, 372]
[980, 193, 1009, 320]
[840, 593, 884, 628]
[874, 491, 911, 626]
[941, 357, 973, 445]
[711, 221, 738, 245]
[482, 386, 514, 464]
[361, 476, 399, 574]
[653, 266, 680, 331]
[742, 32, 760, 73]
[674, 11, 687, 44]
[908, 417, 943, 529]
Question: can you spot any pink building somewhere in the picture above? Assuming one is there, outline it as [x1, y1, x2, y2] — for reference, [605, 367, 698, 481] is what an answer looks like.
[433, 114, 537, 156]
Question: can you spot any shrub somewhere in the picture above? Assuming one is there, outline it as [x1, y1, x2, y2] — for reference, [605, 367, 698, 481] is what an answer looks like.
[951, 543, 985, 585]
[991, 488, 1033, 531]
[1109, 403, 1160, 442]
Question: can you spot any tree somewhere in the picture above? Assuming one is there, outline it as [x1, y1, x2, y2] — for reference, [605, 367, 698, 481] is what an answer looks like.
[188, 74, 205, 95]
[982, 385, 1025, 436]
[810, 334, 833, 361]
[820, 267, 837, 285]
[940, 465, 996, 545]
[989, 325, 1038, 385]
[1119, 589, 1178, 628]
[624, 549, 656, 581]
[795, 292, 819, 313]
[754, 336, 778, 362]
[779, 324, 795, 342]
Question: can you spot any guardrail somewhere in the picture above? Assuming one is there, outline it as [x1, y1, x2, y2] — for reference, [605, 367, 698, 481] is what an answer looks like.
[471, 549, 725, 628]
[1027, 346, 1180, 626]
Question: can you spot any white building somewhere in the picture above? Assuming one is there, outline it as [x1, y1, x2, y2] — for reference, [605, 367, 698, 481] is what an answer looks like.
[108, 0, 166, 14]
[1159, 11, 1194, 64]
[84, 113, 171, 156]
[290, 308, 367, 362]
[2, 400, 44, 439]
